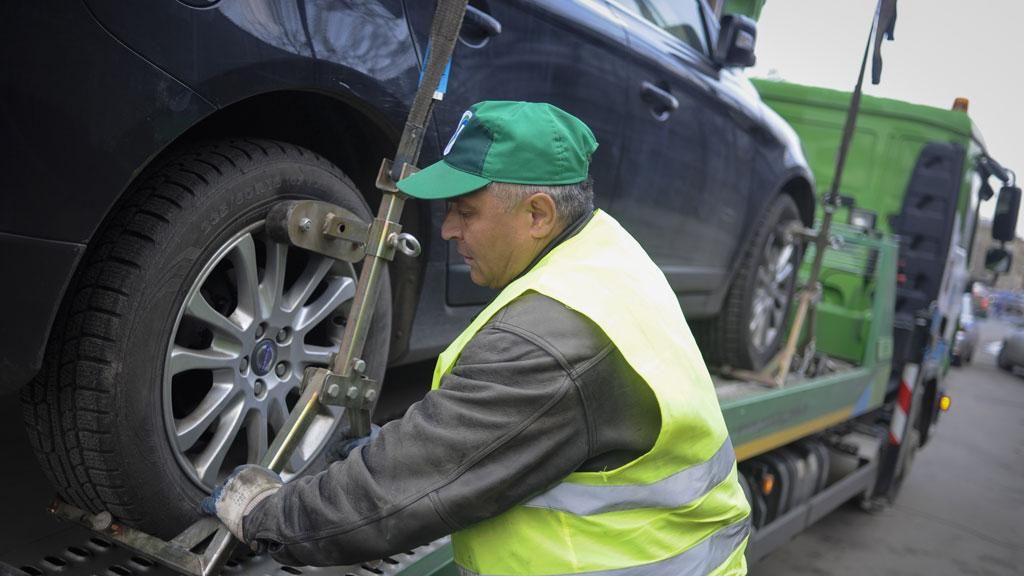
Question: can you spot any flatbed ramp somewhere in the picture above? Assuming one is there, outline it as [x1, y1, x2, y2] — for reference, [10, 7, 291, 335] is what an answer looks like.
[12, 530, 450, 576]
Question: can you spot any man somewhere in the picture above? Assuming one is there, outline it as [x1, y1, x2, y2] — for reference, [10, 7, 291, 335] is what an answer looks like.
[205, 101, 751, 575]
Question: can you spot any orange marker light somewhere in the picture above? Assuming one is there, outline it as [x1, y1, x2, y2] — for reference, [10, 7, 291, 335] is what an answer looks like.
[939, 394, 951, 412]
[761, 473, 776, 495]
[952, 97, 969, 112]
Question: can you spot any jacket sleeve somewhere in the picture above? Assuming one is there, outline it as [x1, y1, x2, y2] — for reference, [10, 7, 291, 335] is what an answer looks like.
[243, 318, 594, 566]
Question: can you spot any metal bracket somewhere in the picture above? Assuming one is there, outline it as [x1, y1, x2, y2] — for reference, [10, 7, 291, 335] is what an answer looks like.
[313, 360, 380, 437]
[49, 501, 227, 576]
[375, 157, 420, 193]
[265, 200, 370, 263]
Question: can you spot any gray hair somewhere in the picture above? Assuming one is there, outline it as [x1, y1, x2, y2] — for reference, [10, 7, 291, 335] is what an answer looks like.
[489, 177, 594, 224]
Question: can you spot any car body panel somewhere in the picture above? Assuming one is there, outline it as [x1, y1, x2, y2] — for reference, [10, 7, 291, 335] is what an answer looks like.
[1000, 329, 1024, 368]
[0, 1, 214, 393]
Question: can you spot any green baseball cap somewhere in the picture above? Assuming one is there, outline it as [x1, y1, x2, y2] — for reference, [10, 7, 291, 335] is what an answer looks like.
[397, 100, 598, 200]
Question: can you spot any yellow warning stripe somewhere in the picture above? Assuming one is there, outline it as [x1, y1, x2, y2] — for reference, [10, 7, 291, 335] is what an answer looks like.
[734, 407, 854, 461]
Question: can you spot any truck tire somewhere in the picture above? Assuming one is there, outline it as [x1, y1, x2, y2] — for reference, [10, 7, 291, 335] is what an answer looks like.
[21, 139, 391, 537]
[698, 194, 802, 371]
[997, 347, 1012, 371]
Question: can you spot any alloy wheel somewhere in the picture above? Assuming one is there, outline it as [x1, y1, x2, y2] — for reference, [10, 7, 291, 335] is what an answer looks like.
[162, 223, 354, 489]
[749, 230, 796, 354]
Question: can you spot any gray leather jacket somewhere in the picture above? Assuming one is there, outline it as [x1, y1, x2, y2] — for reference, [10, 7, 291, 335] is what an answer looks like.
[245, 216, 660, 566]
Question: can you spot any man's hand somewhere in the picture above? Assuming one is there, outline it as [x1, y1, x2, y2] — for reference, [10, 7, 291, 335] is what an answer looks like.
[327, 423, 381, 463]
[200, 464, 282, 544]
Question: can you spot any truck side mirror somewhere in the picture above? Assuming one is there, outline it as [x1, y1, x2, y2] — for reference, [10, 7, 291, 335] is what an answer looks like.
[714, 14, 757, 68]
[985, 246, 1013, 273]
[992, 185, 1021, 242]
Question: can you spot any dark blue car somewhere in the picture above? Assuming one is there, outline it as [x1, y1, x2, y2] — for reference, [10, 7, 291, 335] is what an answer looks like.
[2, 0, 813, 534]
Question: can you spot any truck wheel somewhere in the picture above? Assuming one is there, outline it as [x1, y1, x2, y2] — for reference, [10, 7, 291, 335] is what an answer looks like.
[698, 194, 802, 371]
[21, 139, 391, 537]
[997, 347, 1012, 371]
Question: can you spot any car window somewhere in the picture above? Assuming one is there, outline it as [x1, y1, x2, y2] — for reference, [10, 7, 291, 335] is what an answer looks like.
[641, 0, 709, 54]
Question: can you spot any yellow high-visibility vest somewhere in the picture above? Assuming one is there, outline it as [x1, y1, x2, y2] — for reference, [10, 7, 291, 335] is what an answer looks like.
[431, 210, 751, 575]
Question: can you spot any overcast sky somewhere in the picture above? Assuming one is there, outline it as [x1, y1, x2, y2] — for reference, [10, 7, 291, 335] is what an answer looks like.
[747, 0, 1024, 226]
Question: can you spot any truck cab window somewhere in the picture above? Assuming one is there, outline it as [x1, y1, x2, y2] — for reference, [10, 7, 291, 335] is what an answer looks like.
[642, 0, 709, 54]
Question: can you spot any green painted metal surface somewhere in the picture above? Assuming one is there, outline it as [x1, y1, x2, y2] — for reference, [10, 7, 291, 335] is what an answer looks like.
[723, 0, 767, 20]
[753, 79, 984, 239]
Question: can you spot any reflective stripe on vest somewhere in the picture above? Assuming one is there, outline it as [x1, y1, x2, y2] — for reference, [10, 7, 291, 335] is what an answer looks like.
[456, 519, 750, 576]
[523, 438, 737, 516]
[433, 211, 750, 575]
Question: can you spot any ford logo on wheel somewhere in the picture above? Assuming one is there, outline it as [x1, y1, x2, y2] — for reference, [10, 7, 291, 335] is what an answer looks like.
[253, 340, 277, 376]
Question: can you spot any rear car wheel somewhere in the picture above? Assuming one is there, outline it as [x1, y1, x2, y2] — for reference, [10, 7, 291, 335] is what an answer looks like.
[698, 194, 802, 371]
[21, 139, 391, 537]
[997, 346, 1013, 371]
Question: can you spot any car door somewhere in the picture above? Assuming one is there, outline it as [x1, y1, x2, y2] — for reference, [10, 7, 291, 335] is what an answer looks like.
[402, 0, 631, 305]
[606, 0, 747, 305]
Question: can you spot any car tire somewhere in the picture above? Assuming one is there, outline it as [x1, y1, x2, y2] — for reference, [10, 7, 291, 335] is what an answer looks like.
[997, 346, 1012, 372]
[697, 194, 802, 371]
[21, 139, 391, 537]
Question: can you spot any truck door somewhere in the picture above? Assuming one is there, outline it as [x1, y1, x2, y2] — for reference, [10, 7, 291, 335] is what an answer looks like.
[605, 0, 744, 301]
[402, 0, 631, 305]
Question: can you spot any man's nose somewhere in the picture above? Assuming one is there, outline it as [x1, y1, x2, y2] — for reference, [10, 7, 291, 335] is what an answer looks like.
[441, 211, 460, 241]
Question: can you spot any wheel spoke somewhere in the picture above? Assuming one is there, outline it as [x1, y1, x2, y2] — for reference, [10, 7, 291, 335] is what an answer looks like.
[193, 398, 248, 486]
[766, 282, 786, 306]
[775, 243, 794, 274]
[169, 344, 241, 375]
[246, 410, 270, 464]
[259, 243, 289, 320]
[268, 396, 291, 433]
[295, 276, 355, 332]
[775, 260, 794, 286]
[175, 383, 237, 452]
[763, 232, 777, 263]
[284, 257, 335, 313]
[185, 293, 245, 341]
[229, 234, 260, 328]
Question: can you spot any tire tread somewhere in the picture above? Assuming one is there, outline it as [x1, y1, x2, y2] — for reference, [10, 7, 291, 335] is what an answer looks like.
[21, 138, 356, 526]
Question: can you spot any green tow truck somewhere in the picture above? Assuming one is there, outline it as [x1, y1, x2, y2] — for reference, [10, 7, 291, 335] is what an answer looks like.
[725, 78, 1019, 561]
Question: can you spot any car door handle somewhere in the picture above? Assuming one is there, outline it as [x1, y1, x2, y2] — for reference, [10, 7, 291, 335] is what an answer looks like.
[640, 81, 679, 117]
[464, 5, 502, 38]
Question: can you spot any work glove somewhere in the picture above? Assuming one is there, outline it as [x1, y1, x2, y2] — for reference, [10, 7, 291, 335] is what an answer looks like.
[200, 464, 282, 546]
[327, 423, 381, 462]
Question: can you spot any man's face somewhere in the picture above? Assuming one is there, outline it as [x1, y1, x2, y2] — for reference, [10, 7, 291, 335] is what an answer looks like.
[440, 187, 550, 289]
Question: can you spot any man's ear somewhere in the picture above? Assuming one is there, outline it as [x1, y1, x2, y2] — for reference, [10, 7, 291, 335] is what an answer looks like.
[526, 192, 559, 239]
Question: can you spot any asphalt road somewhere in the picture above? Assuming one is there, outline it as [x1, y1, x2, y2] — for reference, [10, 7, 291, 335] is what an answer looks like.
[754, 319, 1024, 576]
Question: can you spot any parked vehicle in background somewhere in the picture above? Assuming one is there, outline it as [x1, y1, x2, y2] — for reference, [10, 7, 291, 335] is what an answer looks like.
[989, 290, 1024, 321]
[952, 293, 978, 365]
[997, 329, 1024, 372]
[2, 0, 811, 538]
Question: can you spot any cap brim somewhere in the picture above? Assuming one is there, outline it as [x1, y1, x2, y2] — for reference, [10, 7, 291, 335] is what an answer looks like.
[397, 159, 491, 200]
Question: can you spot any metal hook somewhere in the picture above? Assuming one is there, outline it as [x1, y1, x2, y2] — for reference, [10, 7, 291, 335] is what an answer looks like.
[391, 232, 422, 257]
